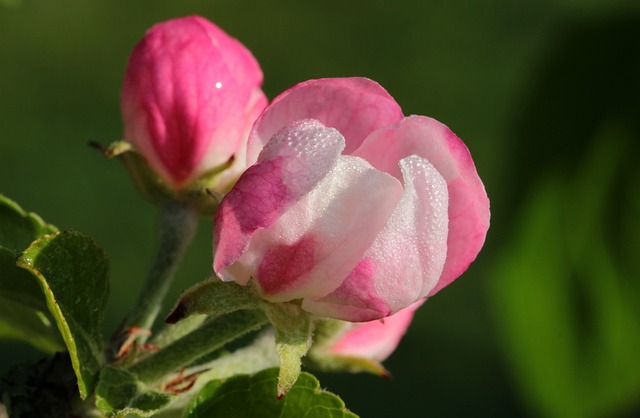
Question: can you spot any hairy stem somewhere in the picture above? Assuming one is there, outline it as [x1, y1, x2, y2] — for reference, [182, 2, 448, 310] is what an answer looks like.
[113, 202, 199, 346]
[128, 310, 268, 384]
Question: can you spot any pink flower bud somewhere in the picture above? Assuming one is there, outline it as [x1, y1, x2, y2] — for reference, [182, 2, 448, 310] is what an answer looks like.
[213, 78, 489, 322]
[121, 16, 267, 190]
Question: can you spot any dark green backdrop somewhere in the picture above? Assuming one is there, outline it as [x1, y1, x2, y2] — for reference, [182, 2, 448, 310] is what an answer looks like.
[1, 1, 639, 416]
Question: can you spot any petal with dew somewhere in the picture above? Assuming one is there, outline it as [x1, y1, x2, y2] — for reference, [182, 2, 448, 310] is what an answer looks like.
[303, 156, 449, 321]
[213, 119, 345, 282]
[353, 115, 490, 295]
[236, 155, 403, 302]
[246, 77, 404, 164]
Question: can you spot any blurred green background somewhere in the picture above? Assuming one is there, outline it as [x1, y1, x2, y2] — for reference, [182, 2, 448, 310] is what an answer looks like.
[1, 0, 639, 417]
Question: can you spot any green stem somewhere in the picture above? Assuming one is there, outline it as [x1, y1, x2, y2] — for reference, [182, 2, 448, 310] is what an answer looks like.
[117, 202, 199, 340]
[128, 310, 268, 384]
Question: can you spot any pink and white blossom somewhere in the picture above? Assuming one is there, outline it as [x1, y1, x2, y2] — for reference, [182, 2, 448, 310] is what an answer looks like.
[121, 16, 267, 190]
[213, 77, 489, 322]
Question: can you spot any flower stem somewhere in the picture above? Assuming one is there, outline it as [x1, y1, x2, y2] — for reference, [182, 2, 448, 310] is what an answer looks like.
[115, 202, 199, 343]
[128, 310, 268, 384]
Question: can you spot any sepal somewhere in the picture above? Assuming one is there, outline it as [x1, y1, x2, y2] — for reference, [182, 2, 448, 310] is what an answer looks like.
[306, 352, 388, 377]
[103, 141, 233, 215]
[165, 279, 262, 324]
[306, 319, 388, 376]
[306, 302, 422, 377]
[166, 278, 315, 397]
[263, 302, 314, 398]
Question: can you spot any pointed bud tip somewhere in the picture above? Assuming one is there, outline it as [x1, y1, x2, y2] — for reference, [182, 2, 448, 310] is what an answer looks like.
[276, 376, 294, 399]
[276, 382, 292, 400]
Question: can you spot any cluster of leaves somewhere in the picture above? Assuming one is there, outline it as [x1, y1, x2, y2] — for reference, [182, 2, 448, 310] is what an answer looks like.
[0, 195, 359, 417]
[0, 194, 108, 401]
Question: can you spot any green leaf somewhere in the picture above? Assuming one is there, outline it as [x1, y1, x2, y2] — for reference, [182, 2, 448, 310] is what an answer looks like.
[0, 194, 57, 251]
[184, 368, 359, 418]
[95, 366, 172, 417]
[0, 195, 57, 310]
[0, 195, 61, 351]
[0, 296, 64, 353]
[0, 354, 82, 417]
[17, 231, 110, 399]
[0, 247, 48, 312]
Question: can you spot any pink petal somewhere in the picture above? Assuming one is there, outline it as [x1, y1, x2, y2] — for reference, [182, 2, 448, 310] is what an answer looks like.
[246, 77, 404, 164]
[353, 115, 490, 295]
[236, 155, 403, 302]
[121, 16, 265, 188]
[197, 87, 269, 189]
[329, 301, 422, 362]
[213, 119, 345, 282]
[303, 156, 449, 321]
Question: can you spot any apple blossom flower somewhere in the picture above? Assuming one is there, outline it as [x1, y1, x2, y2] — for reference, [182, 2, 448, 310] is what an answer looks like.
[212, 77, 489, 322]
[121, 15, 267, 191]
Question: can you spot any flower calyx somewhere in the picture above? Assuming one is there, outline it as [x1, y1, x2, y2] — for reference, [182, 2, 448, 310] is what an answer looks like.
[165, 278, 315, 398]
[103, 140, 231, 215]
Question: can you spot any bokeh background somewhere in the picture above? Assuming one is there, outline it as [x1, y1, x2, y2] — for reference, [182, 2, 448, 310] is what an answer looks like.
[1, 0, 639, 416]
